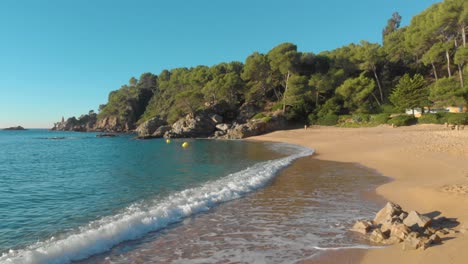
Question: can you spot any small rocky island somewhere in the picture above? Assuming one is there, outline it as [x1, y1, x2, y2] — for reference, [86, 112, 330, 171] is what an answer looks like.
[3, 126, 26, 130]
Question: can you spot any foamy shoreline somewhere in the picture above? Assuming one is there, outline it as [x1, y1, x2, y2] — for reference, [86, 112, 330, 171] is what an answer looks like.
[251, 124, 468, 264]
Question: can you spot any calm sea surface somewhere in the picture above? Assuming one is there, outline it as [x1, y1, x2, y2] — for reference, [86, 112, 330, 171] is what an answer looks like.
[0, 129, 384, 264]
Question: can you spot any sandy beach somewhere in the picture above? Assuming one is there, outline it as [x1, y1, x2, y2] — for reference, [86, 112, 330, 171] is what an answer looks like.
[251, 124, 468, 263]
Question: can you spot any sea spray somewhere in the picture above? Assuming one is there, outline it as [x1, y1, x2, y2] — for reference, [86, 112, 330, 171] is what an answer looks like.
[1, 144, 313, 264]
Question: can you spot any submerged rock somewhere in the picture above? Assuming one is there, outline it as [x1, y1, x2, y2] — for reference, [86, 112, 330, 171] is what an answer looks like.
[96, 133, 117, 138]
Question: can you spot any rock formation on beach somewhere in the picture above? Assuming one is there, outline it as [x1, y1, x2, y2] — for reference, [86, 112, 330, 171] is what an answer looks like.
[350, 202, 462, 250]
[3, 126, 26, 130]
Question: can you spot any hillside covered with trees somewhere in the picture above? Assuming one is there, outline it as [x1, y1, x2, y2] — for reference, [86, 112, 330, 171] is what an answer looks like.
[54, 0, 468, 135]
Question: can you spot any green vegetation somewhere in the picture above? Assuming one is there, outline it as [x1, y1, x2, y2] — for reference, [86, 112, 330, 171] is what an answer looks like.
[446, 113, 468, 125]
[417, 113, 444, 124]
[252, 113, 267, 119]
[387, 115, 417, 127]
[91, 0, 467, 131]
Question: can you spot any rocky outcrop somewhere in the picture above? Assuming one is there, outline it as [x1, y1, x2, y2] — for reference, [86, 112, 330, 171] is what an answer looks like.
[350, 202, 460, 250]
[152, 125, 172, 138]
[163, 101, 239, 139]
[52, 115, 95, 132]
[3, 126, 26, 130]
[350, 220, 374, 235]
[51, 100, 289, 139]
[165, 113, 217, 138]
[52, 112, 99, 132]
[94, 116, 133, 132]
[215, 123, 231, 132]
[222, 114, 286, 139]
[135, 117, 167, 138]
[52, 112, 134, 133]
[403, 210, 432, 229]
[236, 101, 261, 123]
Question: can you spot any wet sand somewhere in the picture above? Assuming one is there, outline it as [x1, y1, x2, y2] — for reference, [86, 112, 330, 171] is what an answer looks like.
[78, 156, 386, 263]
[251, 124, 468, 264]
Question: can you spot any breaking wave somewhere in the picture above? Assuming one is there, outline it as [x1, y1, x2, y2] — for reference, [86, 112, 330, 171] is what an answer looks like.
[1, 143, 313, 264]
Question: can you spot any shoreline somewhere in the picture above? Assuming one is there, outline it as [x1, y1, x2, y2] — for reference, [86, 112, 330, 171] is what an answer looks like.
[250, 124, 468, 263]
[78, 150, 385, 263]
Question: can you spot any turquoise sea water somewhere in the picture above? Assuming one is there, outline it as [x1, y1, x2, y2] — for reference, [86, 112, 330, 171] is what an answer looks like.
[0, 129, 312, 264]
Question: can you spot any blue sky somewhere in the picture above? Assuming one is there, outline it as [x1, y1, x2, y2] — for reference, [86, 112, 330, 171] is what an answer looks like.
[0, 0, 440, 128]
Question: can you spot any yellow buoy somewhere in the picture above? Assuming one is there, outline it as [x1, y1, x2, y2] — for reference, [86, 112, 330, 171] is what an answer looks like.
[166, 139, 171, 144]
[182, 142, 189, 148]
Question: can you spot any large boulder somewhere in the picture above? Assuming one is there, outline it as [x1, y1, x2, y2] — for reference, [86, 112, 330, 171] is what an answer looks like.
[224, 115, 286, 139]
[350, 220, 374, 235]
[402, 234, 424, 250]
[136, 117, 167, 138]
[210, 114, 223, 124]
[152, 125, 172, 138]
[374, 202, 403, 225]
[369, 229, 388, 243]
[215, 123, 231, 132]
[166, 113, 216, 138]
[389, 223, 411, 240]
[403, 211, 432, 229]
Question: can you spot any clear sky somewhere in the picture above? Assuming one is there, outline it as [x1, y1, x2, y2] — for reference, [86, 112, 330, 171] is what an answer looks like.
[0, 0, 440, 128]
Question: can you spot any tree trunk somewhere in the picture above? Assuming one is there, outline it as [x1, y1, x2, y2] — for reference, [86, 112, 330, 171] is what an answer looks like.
[454, 38, 465, 90]
[272, 87, 281, 102]
[446, 50, 452, 77]
[372, 65, 384, 103]
[462, 25, 466, 48]
[371, 92, 381, 106]
[315, 90, 319, 107]
[459, 63, 465, 90]
[431, 61, 438, 81]
[282, 71, 291, 113]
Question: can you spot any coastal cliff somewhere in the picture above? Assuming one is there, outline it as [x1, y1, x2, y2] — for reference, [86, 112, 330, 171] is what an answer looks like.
[52, 100, 287, 139]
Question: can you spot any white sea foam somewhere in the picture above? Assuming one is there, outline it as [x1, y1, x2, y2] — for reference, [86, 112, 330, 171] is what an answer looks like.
[0, 143, 313, 264]
[312, 245, 385, 251]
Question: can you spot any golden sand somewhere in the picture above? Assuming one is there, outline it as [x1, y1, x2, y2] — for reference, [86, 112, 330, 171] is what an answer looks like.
[251, 124, 468, 263]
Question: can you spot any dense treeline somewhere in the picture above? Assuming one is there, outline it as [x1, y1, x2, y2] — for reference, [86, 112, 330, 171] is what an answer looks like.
[96, 0, 468, 128]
